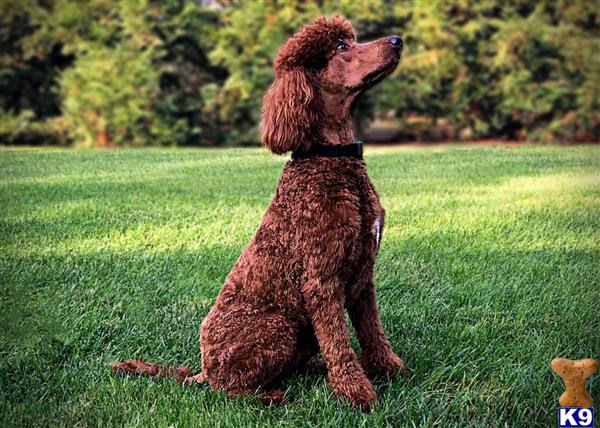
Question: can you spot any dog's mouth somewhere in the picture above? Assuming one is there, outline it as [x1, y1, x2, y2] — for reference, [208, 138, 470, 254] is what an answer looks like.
[361, 58, 399, 89]
[349, 56, 400, 114]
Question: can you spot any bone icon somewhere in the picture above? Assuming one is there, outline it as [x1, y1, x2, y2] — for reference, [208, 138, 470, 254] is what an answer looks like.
[551, 358, 598, 407]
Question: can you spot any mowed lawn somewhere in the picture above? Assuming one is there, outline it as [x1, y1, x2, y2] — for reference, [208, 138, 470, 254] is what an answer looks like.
[1, 145, 599, 427]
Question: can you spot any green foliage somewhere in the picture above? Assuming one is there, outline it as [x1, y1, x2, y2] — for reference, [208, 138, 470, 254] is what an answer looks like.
[1, 0, 598, 145]
[2, 0, 225, 147]
[1, 146, 599, 425]
[0, 109, 67, 145]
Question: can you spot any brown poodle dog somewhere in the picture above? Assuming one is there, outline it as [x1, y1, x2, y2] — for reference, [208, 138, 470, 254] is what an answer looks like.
[113, 15, 406, 411]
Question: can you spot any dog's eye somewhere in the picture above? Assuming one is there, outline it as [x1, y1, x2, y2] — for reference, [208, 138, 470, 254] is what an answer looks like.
[337, 42, 349, 51]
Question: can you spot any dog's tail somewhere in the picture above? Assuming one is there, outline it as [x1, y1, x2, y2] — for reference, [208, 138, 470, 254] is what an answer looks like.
[111, 359, 206, 384]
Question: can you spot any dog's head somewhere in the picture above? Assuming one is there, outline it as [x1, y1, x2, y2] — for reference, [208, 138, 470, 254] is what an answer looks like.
[261, 15, 403, 154]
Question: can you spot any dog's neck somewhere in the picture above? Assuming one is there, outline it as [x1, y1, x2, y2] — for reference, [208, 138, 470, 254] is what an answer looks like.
[319, 92, 355, 146]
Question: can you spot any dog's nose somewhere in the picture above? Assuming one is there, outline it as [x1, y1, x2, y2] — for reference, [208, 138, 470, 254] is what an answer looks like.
[388, 35, 403, 50]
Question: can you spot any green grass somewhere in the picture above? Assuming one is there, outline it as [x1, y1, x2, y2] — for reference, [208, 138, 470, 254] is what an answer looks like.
[1, 145, 599, 427]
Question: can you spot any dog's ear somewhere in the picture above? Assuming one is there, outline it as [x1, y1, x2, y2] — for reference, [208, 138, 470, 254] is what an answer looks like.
[261, 69, 319, 154]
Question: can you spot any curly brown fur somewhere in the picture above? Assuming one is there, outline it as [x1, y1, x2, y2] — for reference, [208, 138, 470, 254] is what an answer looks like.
[113, 15, 406, 411]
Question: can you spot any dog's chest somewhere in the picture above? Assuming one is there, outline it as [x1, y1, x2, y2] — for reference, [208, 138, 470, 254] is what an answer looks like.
[343, 179, 383, 299]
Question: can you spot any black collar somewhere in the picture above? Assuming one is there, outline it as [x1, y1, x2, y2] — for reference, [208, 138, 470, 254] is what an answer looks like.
[292, 142, 363, 160]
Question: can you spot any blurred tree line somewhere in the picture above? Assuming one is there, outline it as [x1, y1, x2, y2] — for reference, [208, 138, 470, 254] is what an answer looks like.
[1, 0, 598, 146]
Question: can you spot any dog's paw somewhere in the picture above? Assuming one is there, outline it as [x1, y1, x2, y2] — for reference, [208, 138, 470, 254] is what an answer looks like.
[259, 389, 286, 406]
[361, 351, 408, 379]
[329, 371, 378, 411]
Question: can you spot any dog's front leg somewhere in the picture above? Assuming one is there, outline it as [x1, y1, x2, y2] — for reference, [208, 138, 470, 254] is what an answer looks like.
[348, 282, 407, 378]
[302, 278, 377, 411]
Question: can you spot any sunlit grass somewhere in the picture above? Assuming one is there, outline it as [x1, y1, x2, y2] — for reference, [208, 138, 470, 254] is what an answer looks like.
[1, 145, 599, 427]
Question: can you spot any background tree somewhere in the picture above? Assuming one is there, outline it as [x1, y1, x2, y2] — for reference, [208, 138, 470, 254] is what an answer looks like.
[0, 0, 72, 144]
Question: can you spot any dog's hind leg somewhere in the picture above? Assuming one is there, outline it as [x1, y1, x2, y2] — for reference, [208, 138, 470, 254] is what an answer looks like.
[200, 306, 298, 403]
